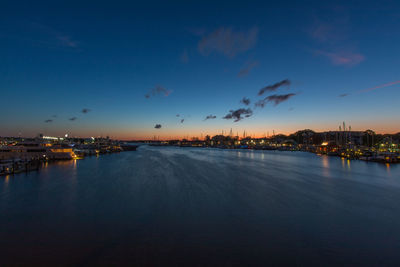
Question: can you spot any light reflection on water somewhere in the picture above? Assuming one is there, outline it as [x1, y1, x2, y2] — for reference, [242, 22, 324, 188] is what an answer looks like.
[2, 175, 10, 192]
[321, 155, 330, 177]
[386, 163, 391, 175]
[1, 146, 400, 265]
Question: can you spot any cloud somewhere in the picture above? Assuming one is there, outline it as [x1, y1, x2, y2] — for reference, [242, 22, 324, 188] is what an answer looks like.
[256, 93, 296, 107]
[255, 99, 267, 108]
[204, 115, 217, 121]
[69, 117, 77, 121]
[266, 93, 296, 106]
[358, 80, 400, 93]
[240, 97, 251, 106]
[145, 85, 172, 98]
[258, 79, 291, 96]
[238, 60, 259, 77]
[29, 22, 80, 49]
[44, 119, 53, 123]
[81, 108, 91, 114]
[154, 124, 162, 129]
[315, 50, 365, 66]
[198, 27, 258, 58]
[180, 119, 184, 123]
[336, 80, 399, 99]
[308, 15, 365, 67]
[176, 114, 180, 117]
[57, 35, 78, 48]
[52, 115, 57, 118]
[309, 24, 333, 43]
[180, 49, 189, 63]
[223, 108, 253, 122]
[309, 22, 346, 44]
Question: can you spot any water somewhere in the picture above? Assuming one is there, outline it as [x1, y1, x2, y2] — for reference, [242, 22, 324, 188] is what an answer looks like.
[1, 146, 400, 266]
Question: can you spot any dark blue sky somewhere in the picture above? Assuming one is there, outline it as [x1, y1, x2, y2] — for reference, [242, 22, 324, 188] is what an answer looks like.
[1, 0, 399, 139]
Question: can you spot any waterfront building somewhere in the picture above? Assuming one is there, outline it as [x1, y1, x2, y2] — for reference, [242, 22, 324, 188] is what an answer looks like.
[0, 145, 76, 160]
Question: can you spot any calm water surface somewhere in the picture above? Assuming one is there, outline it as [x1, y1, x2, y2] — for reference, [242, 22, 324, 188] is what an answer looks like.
[1, 146, 400, 265]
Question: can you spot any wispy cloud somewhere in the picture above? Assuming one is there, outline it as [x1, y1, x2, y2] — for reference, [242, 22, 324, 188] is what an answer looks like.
[69, 117, 77, 121]
[240, 97, 251, 106]
[81, 108, 91, 114]
[309, 12, 365, 67]
[238, 60, 259, 77]
[1, 21, 80, 50]
[57, 35, 79, 48]
[309, 21, 346, 44]
[223, 108, 253, 122]
[258, 79, 291, 96]
[204, 115, 217, 121]
[310, 24, 332, 43]
[315, 50, 365, 66]
[154, 124, 162, 129]
[180, 49, 189, 63]
[180, 119, 185, 123]
[44, 119, 53, 123]
[358, 80, 400, 93]
[198, 27, 258, 58]
[31, 22, 80, 49]
[338, 80, 400, 98]
[145, 85, 172, 98]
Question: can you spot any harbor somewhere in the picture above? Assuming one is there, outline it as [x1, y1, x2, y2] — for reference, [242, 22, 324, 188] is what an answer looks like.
[141, 126, 400, 164]
[0, 135, 138, 176]
[1, 125, 399, 177]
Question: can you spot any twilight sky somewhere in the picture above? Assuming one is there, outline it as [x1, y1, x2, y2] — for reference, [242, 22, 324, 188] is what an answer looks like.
[1, 0, 399, 139]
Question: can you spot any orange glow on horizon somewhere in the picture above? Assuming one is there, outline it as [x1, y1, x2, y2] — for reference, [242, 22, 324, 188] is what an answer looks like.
[3, 121, 398, 140]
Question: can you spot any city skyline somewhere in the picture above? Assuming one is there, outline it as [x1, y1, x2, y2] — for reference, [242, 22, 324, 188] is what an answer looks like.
[1, 0, 400, 139]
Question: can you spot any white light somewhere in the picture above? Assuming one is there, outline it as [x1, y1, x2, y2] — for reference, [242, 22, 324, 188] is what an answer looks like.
[43, 136, 58, 140]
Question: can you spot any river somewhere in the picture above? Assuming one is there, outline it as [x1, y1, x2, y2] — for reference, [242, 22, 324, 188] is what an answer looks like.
[1, 146, 400, 265]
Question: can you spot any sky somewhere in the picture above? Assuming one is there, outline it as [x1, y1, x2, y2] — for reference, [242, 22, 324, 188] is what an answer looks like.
[1, 0, 399, 139]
